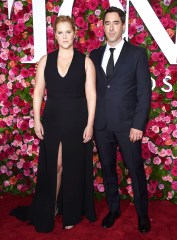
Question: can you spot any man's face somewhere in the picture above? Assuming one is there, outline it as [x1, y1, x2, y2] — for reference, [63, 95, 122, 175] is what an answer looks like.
[104, 12, 125, 46]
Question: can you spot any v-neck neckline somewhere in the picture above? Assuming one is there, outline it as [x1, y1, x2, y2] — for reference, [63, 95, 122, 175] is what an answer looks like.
[57, 49, 75, 79]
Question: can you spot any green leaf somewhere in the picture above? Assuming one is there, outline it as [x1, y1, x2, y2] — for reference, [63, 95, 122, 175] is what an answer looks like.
[0, 128, 7, 133]
[172, 148, 177, 157]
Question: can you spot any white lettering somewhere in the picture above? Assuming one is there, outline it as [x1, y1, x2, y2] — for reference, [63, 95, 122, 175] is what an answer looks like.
[162, 76, 172, 93]
[7, 0, 177, 64]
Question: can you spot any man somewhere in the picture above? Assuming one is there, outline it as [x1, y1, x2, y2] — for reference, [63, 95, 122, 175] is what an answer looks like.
[90, 7, 152, 233]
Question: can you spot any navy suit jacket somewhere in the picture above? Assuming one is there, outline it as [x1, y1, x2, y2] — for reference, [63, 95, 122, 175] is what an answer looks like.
[90, 41, 152, 132]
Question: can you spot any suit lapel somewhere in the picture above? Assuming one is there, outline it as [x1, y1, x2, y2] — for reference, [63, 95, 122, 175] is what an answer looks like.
[97, 45, 107, 79]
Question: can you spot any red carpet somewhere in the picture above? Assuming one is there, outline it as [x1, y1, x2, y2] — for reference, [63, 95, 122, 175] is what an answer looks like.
[0, 194, 176, 240]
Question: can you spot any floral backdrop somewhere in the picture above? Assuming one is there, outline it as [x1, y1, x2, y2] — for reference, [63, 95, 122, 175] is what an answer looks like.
[0, 0, 177, 203]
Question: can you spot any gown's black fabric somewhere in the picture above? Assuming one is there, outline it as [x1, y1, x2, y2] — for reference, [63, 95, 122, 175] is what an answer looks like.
[10, 49, 96, 232]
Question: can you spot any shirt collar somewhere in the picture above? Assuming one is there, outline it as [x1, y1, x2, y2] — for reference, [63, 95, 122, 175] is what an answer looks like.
[106, 39, 124, 52]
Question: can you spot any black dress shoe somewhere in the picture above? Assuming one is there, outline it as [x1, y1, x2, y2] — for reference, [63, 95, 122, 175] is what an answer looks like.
[102, 211, 121, 228]
[138, 216, 151, 233]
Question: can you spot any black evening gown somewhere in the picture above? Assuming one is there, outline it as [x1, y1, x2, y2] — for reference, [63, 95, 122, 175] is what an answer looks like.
[10, 49, 96, 232]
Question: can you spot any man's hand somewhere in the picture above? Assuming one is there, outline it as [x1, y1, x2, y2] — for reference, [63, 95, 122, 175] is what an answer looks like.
[129, 128, 143, 142]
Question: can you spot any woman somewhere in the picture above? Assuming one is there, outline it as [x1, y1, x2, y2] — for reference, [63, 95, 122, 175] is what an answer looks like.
[11, 16, 96, 232]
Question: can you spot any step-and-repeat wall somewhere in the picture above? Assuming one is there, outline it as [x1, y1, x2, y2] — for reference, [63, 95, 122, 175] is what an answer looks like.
[0, 0, 177, 203]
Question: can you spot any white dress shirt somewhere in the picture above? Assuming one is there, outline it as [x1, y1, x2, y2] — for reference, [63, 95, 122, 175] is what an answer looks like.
[101, 39, 125, 74]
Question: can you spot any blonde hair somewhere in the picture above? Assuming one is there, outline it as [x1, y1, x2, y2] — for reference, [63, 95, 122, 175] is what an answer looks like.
[54, 15, 76, 33]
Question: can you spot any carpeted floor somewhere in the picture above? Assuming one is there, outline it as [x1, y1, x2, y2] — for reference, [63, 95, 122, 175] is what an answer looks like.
[0, 194, 176, 240]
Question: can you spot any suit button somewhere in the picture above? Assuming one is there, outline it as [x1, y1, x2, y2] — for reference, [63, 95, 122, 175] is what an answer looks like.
[107, 85, 110, 88]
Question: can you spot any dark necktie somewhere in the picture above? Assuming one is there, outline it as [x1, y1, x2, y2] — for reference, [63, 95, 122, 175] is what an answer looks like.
[106, 48, 115, 79]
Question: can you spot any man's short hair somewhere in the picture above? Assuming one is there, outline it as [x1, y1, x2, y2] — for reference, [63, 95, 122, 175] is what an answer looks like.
[103, 7, 126, 24]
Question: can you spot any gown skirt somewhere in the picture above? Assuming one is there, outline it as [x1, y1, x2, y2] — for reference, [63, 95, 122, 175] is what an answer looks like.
[10, 49, 96, 232]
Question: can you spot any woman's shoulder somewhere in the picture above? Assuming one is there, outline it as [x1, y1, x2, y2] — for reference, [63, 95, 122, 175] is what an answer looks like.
[74, 48, 86, 58]
[47, 49, 58, 58]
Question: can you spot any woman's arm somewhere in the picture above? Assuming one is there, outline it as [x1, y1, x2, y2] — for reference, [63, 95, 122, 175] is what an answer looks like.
[83, 56, 96, 143]
[33, 55, 47, 140]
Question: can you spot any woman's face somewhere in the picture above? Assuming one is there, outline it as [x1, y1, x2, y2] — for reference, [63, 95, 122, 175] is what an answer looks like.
[55, 21, 75, 49]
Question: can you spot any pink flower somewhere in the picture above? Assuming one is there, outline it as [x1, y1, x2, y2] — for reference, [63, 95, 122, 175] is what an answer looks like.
[17, 162, 23, 169]
[33, 139, 39, 145]
[173, 130, 177, 138]
[72, 7, 80, 17]
[14, 1, 23, 10]
[147, 184, 156, 194]
[165, 157, 172, 165]
[158, 184, 164, 190]
[29, 118, 34, 128]
[0, 74, 6, 84]
[97, 184, 105, 192]
[166, 91, 174, 99]
[4, 181, 10, 187]
[1, 107, 9, 116]
[27, 145, 33, 156]
[21, 144, 28, 152]
[13, 106, 21, 114]
[158, 149, 166, 157]
[171, 166, 177, 176]
[152, 125, 159, 133]
[171, 101, 177, 107]
[94, 27, 104, 37]
[160, 16, 169, 27]
[171, 181, 177, 191]
[22, 107, 29, 115]
[162, 175, 173, 182]
[17, 184, 23, 191]
[75, 17, 85, 28]
[102, 0, 109, 9]
[134, 33, 145, 44]
[0, 166, 7, 174]
[153, 157, 161, 165]
[21, 120, 29, 131]
[95, 9, 101, 16]
[88, 14, 97, 23]
[151, 52, 159, 62]
[87, 0, 99, 11]
[53, 5, 59, 13]
[127, 178, 132, 184]
[171, 110, 177, 117]
[167, 191, 173, 199]
[23, 169, 30, 177]
[148, 141, 158, 154]
[21, 68, 29, 78]
[170, 6, 177, 15]
[166, 149, 172, 156]
[23, 161, 31, 170]
[0, 92, 8, 102]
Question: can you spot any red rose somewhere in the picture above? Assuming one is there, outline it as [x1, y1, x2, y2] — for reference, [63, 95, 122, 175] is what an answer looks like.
[102, 0, 109, 10]
[75, 17, 85, 28]
[72, 7, 80, 17]
[20, 120, 29, 131]
[155, 190, 163, 198]
[164, 164, 171, 171]
[22, 107, 29, 115]
[88, 14, 96, 23]
[21, 68, 29, 78]
[8, 51, 16, 61]
[87, 0, 99, 11]
[15, 134, 22, 141]
[155, 136, 164, 146]
[171, 166, 177, 176]
[166, 91, 174, 99]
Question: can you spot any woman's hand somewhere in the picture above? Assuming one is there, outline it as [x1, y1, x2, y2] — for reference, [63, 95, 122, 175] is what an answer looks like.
[34, 121, 44, 140]
[83, 125, 93, 143]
